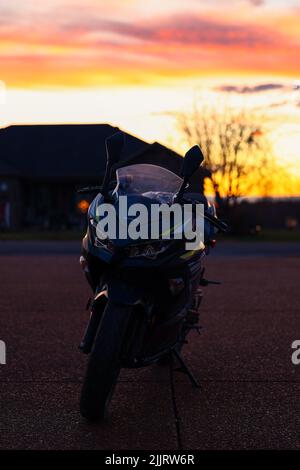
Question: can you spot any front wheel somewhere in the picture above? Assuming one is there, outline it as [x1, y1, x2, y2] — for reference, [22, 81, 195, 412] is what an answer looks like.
[80, 300, 132, 421]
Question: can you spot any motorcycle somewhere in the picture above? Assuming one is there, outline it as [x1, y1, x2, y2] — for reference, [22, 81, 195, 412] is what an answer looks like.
[77, 132, 228, 421]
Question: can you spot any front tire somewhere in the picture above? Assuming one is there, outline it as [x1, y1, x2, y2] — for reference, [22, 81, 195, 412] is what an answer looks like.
[80, 300, 131, 421]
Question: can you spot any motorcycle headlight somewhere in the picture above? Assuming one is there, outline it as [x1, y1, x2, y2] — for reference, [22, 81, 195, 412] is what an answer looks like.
[94, 236, 115, 253]
[126, 241, 170, 259]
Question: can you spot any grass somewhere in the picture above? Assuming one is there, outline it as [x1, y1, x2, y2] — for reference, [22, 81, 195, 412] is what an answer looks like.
[0, 229, 300, 242]
[219, 229, 300, 242]
[0, 230, 84, 241]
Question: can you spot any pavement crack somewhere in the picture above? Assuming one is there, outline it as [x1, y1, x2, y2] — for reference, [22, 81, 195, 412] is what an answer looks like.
[169, 357, 183, 451]
[1, 378, 300, 384]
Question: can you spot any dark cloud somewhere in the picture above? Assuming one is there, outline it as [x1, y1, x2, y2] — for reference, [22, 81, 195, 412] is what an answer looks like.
[215, 83, 289, 94]
[268, 100, 290, 108]
[247, 0, 265, 6]
[61, 14, 276, 48]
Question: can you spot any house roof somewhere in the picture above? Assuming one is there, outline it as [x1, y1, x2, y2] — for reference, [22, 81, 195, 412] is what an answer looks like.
[0, 160, 18, 177]
[0, 124, 149, 180]
[137, 141, 211, 178]
[0, 124, 210, 190]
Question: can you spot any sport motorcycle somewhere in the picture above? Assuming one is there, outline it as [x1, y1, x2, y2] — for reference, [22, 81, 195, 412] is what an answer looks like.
[77, 132, 228, 421]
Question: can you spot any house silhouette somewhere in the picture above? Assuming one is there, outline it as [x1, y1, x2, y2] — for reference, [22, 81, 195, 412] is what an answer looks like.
[0, 124, 210, 229]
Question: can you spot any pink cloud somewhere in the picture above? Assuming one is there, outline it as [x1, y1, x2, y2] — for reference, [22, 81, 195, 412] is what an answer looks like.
[58, 14, 279, 48]
[247, 0, 265, 6]
[0, 3, 299, 86]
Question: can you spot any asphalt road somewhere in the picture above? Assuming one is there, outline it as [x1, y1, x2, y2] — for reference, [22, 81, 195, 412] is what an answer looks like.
[0, 241, 300, 449]
[1, 240, 300, 257]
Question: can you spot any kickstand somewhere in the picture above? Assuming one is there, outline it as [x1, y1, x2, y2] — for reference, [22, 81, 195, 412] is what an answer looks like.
[171, 348, 200, 388]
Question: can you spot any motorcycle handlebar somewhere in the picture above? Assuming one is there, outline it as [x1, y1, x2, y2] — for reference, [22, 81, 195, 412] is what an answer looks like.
[77, 186, 102, 195]
[181, 197, 229, 233]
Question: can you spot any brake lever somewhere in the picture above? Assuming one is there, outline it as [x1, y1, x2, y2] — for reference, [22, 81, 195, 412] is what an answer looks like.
[180, 199, 228, 233]
[204, 212, 229, 233]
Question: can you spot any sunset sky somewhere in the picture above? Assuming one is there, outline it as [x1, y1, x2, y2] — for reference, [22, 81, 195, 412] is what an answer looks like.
[0, 0, 300, 194]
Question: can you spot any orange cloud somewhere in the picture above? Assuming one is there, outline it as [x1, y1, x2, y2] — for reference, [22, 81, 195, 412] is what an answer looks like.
[0, 6, 299, 88]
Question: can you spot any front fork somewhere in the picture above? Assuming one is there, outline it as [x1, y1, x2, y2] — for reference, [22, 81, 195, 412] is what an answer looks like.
[78, 292, 107, 354]
[79, 251, 107, 354]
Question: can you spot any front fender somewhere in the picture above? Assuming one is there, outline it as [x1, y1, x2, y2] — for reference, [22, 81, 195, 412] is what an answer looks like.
[95, 278, 148, 306]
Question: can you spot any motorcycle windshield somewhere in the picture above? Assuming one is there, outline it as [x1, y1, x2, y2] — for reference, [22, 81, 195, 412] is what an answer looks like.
[116, 164, 182, 202]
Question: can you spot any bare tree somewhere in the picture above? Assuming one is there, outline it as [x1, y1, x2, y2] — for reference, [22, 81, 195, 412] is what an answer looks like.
[177, 103, 287, 203]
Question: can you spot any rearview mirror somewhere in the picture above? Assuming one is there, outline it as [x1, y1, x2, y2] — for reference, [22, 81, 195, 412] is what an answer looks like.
[102, 131, 125, 198]
[174, 145, 204, 203]
[106, 131, 125, 166]
[182, 145, 204, 179]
